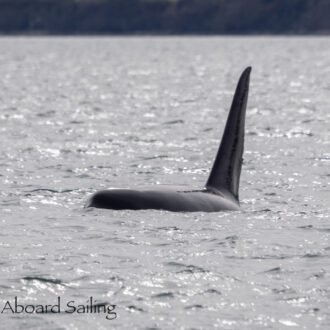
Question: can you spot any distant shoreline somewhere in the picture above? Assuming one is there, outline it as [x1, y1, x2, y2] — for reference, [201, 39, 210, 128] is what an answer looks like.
[1, 0, 330, 36]
[1, 33, 330, 37]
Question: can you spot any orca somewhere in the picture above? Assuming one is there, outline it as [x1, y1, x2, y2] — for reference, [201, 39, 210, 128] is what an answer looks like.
[86, 67, 251, 212]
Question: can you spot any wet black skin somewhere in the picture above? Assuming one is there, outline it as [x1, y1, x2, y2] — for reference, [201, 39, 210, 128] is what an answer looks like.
[87, 67, 251, 212]
[88, 187, 240, 212]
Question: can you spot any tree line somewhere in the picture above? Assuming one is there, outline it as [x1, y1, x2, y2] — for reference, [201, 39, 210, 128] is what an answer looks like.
[0, 0, 330, 34]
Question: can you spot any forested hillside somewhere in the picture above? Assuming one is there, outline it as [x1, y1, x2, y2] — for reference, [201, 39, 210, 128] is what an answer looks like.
[0, 0, 330, 34]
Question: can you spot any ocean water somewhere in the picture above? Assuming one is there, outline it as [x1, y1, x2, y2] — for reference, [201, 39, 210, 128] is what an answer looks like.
[0, 36, 329, 329]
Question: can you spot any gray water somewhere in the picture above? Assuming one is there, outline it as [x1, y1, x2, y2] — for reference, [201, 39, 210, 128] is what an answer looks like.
[0, 37, 329, 329]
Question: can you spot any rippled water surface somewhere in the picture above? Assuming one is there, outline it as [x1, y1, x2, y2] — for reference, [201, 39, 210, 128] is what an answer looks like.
[0, 37, 329, 329]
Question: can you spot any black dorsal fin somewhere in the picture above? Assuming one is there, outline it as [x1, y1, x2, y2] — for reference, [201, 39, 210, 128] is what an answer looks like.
[205, 67, 251, 201]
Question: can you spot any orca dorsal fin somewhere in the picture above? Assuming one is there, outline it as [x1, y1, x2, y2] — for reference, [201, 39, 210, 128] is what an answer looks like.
[205, 67, 251, 201]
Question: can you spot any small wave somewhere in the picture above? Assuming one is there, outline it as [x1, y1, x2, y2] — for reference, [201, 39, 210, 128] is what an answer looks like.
[156, 226, 180, 231]
[25, 188, 73, 194]
[261, 267, 282, 274]
[204, 288, 222, 295]
[184, 304, 203, 310]
[22, 276, 64, 285]
[152, 292, 174, 299]
[303, 253, 323, 258]
[36, 110, 55, 118]
[126, 305, 145, 312]
[272, 287, 296, 295]
[162, 120, 184, 125]
[298, 225, 313, 229]
[217, 235, 239, 246]
[165, 262, 208, 274]
[141, 155, 168, 161]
